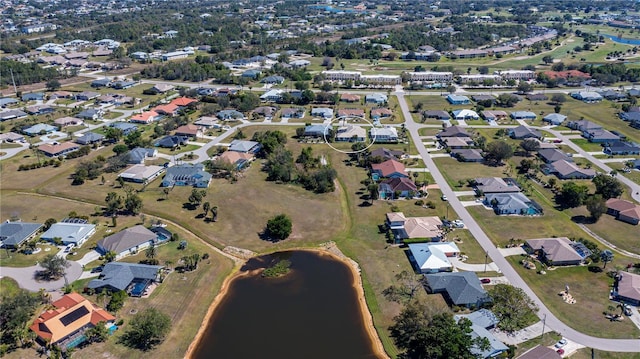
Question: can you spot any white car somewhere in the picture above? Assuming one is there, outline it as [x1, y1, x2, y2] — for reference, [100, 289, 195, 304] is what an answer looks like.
[441, 194, 448, 201]
[451, 220, 464, 228]
[554, 338, 567, 348]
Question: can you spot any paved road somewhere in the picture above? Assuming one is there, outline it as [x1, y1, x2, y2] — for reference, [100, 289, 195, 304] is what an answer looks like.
[395, 91, 640, 352]
[0, 260, 82, 292]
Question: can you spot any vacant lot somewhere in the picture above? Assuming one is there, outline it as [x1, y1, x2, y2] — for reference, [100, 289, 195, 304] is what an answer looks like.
[434, 157, 506, 189]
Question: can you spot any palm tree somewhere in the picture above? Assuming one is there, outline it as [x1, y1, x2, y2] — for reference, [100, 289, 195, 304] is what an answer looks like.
[211, 206, 218, 222]
[164, 260, 173, 270]
[202, 202, 210, 217]
[601, 250, 614, 269]
[145, 243, 157, 260]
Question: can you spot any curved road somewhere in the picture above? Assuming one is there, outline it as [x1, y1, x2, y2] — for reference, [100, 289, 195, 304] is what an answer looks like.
[395, 91, 640, 352]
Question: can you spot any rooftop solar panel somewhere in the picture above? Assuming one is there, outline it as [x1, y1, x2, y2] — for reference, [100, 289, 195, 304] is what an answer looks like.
[60, 306, 90, 326]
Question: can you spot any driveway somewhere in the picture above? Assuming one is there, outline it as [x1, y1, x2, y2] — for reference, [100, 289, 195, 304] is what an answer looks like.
[450, 257, 500, 272]
[492, 321, 555, 345]
[77, 250, 102, 266]
[0, 260, 82, 292]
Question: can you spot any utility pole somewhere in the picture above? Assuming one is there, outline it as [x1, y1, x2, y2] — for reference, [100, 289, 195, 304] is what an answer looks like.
[483, 251, 488, 273]
[540, 313, 546, 343]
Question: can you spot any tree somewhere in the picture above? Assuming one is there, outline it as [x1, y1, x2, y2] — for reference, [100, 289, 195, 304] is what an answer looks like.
[586, 195, 607, 222]
[519, 139, 540, 156]
[382, 271, 423, 303]
[486, 141, 513, 164]
[120, 308, 171, 350]
[38, 254, 70, 280]
[113, 144, 129, 155]
[601, 250, 614, 269]
[516, 81, 533, 94]
[46, 79, 61, 91]
[124, 193, 143, 215]
[519, 159, 536, 173]
[551, 93, 566, 104]
[43, 218, 57, 231]
[557, 181, 589, 208]
[266, 214, 292, 241]
[105, 192, 123, 215]
[489, 284, 538, 332]
[145, 243, 157, 260]
[104, 251, 116, 263]
[592, 174, 624, 199]
[542, 55, 554, 64]
[202, 201, 210, 217]
[211, 206, 218, 222]
[0, 290, 42, 349]
[107, 290, 127, 312]
[188, 189, 207, 207]
[389, 302, 487, 359]
[85, 321, 109, 343]
[368, 183, 379, 204]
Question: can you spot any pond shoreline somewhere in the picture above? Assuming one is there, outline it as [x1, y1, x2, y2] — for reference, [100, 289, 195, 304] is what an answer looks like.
[184, 243, 389, 359]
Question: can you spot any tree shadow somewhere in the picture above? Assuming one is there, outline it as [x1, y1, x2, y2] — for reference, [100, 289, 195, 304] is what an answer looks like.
[571, 215, 595, 224]
[182, 203, 198, 210]
[258, 231, 281, 243]
[358, 201, 372, 207]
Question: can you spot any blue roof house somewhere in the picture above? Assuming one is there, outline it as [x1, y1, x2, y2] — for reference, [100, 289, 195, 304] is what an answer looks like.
[241, 69, 262, 79]
[22, 93, 45, 101]
[110, 122, 138, 135]
[162, 163, 212, 188]
[510, 111, 537, 120]
[543, 113, 567, 125]
[229, 140, 261, 153]
[0, 222, 42, 249]
[365, 93, 388, 104]
[23, 123, 57, 136]
[447, 94, 471, 105]
[304, 124, 330, 138]
[455, 310, 509, 358]
[88, 262, 162, 295]
[40, 222, 96, 247]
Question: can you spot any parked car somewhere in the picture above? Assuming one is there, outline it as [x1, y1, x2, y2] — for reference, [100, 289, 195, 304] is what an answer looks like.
[452, 219, 464, 228]
[557, 348, 564, 355]
[64, 244, 74, 253]
[480, 278, 491, 284]
[441, 194, 448, 201]
[555, 338, 567, 348]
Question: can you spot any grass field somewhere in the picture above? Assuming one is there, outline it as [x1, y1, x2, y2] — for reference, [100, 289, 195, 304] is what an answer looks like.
[571, 138, 605, 152]
[0, 277, 22, 299]
[433, 157, 506, 189]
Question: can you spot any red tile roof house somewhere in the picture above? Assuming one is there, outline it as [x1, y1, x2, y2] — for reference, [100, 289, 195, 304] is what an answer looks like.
[379, 177, 418, 199]
[606, 198, 640, 225]
[30, 292, 115, 351]
[174, 124, 203, 139]
[153, 103, 179, 116]
[340, 93, 361, 103]
[170, 97, 198, 107]
[130, 111, 161, 124]
[370, 159, 409, 180]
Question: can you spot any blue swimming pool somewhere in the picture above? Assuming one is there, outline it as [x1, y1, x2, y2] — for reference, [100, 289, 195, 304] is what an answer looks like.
[130, 282, 147, 297]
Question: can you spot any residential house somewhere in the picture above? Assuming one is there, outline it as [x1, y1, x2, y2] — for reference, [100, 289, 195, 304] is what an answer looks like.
[91, 78, 111, 88]
[509, 125, 542, 139]
[260, 89, 284, 102]
[126, 148, 157, 164]
[110, 122, 137, 135]
[88, 262, 162, 296]
[24, 124, 57, 136]
[606, 198, 640, 225]
[77, 109, 103, 120]
[370, 148, 404, 161]
[337, 108, 365, 118]
[303, 124, 330, 138]
[229, 140, 261, 153]
[26, 105, 55, 115]
[0, 132, 25, 143]
[335, 125, 366, 142]
[153, 103, 179, 117]
[516, 345, 561, 359]
[615, 272, 640, 305]
[571, 91, 603, 103]
[385, 212, 442, 242]
[30, 293, 115, 350]
[150, 83, 174, 93]
[452, 109, 479, 120]
[378, 177, 418, 199]
[620, 111, 640, 123]
[437, 125, 472, 138]
[0, 97, 19, 107]
[170, 97, 197, 107]
[289, 60, 310, 68]
[155, 135, 188, 148]
[510, 111, 537, 120]
[111, 80, 136, 90]
[371, 108, 393, 119]
[38, 142, 80, 157]
[217, 110, 245, 121]
[41, 222, 96, 247]
[447, 94, 471, 105]
[544, 159, 596, 179]
[241, 69, 261, 79]
[474, 177, 520, 194]
[0, 109, 28, 121]
[408, 242, 460, 273]
[471, 94, 496, 104]
[481, 110, 507, 121]
[54, 117, 83, 127]
[118, 164, 165, 184]
[424, 272, 491, 308]
[451, 148, 484, 162]
[604, 141, 640, 155]
[371, 159, 408, 179]
[454, 310, 509, 359]
[281, 107, 305, 119]
[75, 132, 105, 145]
[542, 113, 567, 126]
[194, 117, 220, 128]
[76, 91, 100, 101]
[370, 126, 398, 143]
[484, 192, 541, 215]
[260, 75, 285, 84]
[0, 222, 42, 249]
[162, 163, 211, 188]
[253, 106, 277, 117]
[422, 110, 451, 121]
[218, 151, 254, 170]
[365, 93, 388, 104]
[311, 107, 334, 119]
[174, 124, 203, 139]
[440, 136, 474, 149]
[97, 225, 159, 258]
[524, 237, 587, 265]
[22, 93, 45, 101]
[340, 93, 361, 103]
[598, 90, 627, 101]
[537, 148, 572, 163]
[130, 111, 161, 124]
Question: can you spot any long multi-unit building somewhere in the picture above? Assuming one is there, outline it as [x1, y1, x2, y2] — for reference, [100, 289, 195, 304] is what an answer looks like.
[321, 70, 401, 85]
[408, 71, 454, 82]
[494, 70, 535, 80]
[321, 70, 361, 81]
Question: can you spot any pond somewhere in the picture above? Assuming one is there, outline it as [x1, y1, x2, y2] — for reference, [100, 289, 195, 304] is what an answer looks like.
[190, 250, 382, 359]
[604, 34, 640, 46]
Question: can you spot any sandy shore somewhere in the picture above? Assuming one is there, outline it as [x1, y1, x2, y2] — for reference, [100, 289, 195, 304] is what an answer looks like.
[184, 242, 390, 359]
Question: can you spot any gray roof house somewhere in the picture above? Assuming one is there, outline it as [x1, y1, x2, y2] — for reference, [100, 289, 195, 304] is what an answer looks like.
[365, 93, 388, 104]
[543, 113, 567, 125]
[110, 122, 137, 135]
[311, 107, 334, 119]
[451, 148, 484, 162]
[422, 110, 451, 120]
[510, 111, 537, 120]
[77, 109, 103, 120]
[0, 109, 28, 121]
[524, 237, 586, 266]
[474, 177, 520, 194]
[88, 262, 162, 293]
[0, 222, 42, 248]
[162, 163, 211, 188]
[484, 192, 541, 215]
[126, 148, 157, 164]
[75, 132, 104, 145]
[424, 272, 491, 308]
[304, 124, 330, 138]
[455, 309, 508, 359]
[544, 160, 596, 179]
[229, 140, 261, 153]
[537, 148, 572, 163]
[97, 225, 158, 258]
[604, 141, 640, 155]
[23, 123, 57, 136]
[155, 135, 188, 148]
[509, 125, 542, 139]
[217, 109, 245, 121]
[437, 125, 471, 138]
[40, 222, 96, 247]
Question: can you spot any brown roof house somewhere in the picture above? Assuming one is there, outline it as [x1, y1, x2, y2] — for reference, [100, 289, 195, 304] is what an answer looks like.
[97, 225, 158, 259]
[516, 345, 561, 359]
[615, 271, 640, 305]
[606, 198, 640, 225]
[30, 293, 115, 350]
[385, 212, 443, 242]
[378, 177, 418, 199]
[174, 124, 203, 139]
[524, 237, 588, 266]
[371, 159, 408, 179]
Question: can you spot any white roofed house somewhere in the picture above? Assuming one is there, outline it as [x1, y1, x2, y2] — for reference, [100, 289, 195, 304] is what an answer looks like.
[40, 221, 96, 247]
[335, 125, 366, 142]
[97, 225, 159, 259]
[408, 242, 460, 273]
[369, 126, 398, 143]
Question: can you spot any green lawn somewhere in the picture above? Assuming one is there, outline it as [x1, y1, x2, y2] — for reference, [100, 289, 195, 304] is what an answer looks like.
[0, 243, 60, 267]
[433, 157, 506, 189]
[0, 277, 22, 299]
[571, 138, 605, 152]
[156, 144, 201, 155]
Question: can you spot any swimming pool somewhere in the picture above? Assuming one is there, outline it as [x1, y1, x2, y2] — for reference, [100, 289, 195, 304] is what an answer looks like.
[130, 282, 147, 297]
